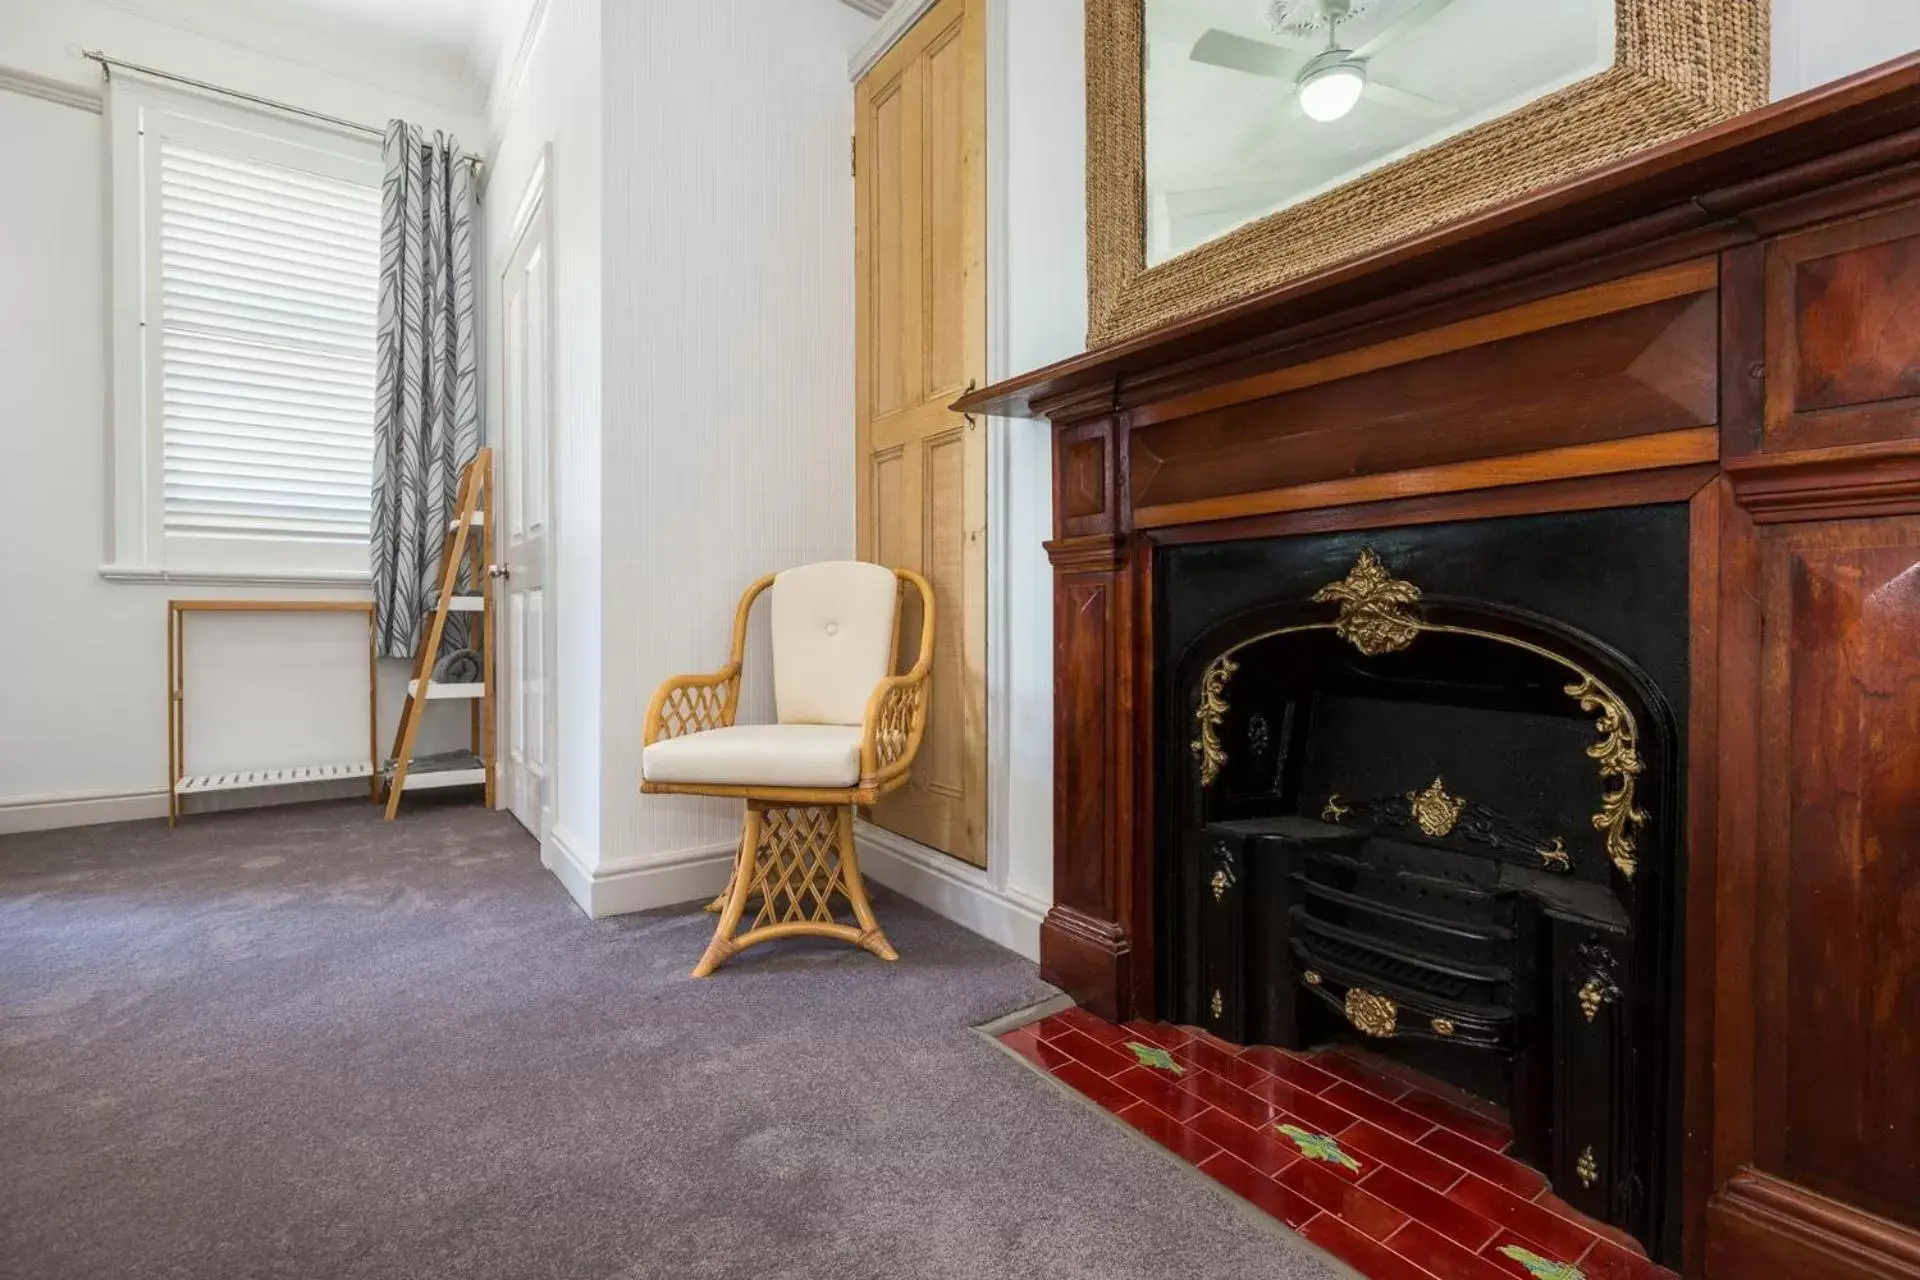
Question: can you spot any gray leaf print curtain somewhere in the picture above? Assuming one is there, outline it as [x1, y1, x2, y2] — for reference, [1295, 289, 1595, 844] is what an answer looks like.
[371, 121, 478, 659]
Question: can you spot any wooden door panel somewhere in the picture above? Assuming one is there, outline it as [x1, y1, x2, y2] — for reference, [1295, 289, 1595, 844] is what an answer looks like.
[869, 76, 919, 422]
[922, 18, 969, 398]
[1752, 517, 1920, 1230]
[854, 0, 986, 866]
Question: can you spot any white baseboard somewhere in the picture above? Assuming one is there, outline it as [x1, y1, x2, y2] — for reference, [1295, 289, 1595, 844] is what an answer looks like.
[0, 787, 168, 834]
[545, 826, 734, 920]
[0, 778, 382, 835]
[856, 820, 1046, 961]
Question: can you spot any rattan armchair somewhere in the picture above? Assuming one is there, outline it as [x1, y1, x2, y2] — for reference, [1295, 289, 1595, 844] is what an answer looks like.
[641, 562, 935, 976]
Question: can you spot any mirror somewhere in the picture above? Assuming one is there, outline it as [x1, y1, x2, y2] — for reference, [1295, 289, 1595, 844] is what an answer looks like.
[1144, 0, 1618, 265]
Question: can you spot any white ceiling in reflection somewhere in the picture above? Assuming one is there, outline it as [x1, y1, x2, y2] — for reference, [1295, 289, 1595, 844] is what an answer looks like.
[1145, 0, 1616, 264]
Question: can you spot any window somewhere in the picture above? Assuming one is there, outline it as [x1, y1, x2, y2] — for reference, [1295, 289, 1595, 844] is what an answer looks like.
[106, 76, 383, 582]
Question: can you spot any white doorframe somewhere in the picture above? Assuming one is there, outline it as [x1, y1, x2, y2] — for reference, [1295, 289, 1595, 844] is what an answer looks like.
[496, 144, 559, 848]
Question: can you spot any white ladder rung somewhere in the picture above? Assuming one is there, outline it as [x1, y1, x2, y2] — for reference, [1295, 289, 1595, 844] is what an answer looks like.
[407, 679, 486, 701]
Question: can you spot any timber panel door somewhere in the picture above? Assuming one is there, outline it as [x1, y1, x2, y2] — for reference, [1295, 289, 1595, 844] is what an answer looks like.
[854, 0, 987, 866]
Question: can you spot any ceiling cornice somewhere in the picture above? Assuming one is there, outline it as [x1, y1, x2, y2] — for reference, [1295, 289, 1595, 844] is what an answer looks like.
[839, 0, 892, 17]
[0, 64, 104, 112]
[484, 0, 553, 131]
[849, 0, 935, 82]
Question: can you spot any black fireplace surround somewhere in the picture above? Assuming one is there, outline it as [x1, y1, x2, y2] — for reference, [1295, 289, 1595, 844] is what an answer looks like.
[1157, 506, 1688, 1260]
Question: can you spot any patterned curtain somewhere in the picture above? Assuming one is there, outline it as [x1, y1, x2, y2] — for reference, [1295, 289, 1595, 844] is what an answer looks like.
[371, 121, 478, 659]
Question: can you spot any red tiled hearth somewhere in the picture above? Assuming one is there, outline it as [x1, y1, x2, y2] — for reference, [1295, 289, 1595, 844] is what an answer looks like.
[998, 1010, 1677, 1280]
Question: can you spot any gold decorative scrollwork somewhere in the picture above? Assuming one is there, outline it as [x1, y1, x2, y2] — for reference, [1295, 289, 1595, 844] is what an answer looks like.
[1578, 977, 1613, 1023]
[1190, 653, 1237, 788]
[1407, 777, 1466, 838]
[1344, 987, 1398, 1039]
[1314, 549, 1423, 656]
[1303, 970, 1322, 986]
[1537, 838, 1572, 871]
[1565, 676, 1648, 879]
[1322, 794, 1349, 823]
[1210, 869, 1229, 902]
[1431, 1017, 1456, 1037]
[1577, 1147, 1599, 1189]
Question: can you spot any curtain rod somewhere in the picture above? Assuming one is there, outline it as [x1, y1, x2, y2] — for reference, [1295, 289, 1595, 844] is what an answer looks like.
[81, 50, 485, 177]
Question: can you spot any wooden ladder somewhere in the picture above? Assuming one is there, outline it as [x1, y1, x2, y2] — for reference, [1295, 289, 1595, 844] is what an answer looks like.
[383, 447, 496, 819]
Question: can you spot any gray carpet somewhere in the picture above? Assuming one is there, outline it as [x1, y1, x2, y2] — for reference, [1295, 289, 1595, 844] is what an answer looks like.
[0, 800, 1345, 1280]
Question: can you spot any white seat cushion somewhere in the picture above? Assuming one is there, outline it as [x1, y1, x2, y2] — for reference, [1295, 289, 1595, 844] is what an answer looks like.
[771, 561, 898, 726]
[641, 724, 864, 789]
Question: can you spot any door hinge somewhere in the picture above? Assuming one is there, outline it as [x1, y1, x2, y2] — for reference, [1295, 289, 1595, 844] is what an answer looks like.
[850, 135, 857, 178]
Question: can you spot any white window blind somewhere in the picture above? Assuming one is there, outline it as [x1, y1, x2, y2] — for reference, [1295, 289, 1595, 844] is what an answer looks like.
[156, 141, 380, 543]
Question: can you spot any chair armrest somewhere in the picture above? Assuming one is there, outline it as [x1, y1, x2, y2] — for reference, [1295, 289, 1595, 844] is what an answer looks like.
[643, 664, 742, 746]
[858, 671, 930, 790]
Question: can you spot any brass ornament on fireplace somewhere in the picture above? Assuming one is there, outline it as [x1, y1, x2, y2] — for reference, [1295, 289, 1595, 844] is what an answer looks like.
[1431, 1017, 1456, 1037]
[1313, 549, 1423, 656]
[1576, 942, 1621, 1024]
[1565, 675, 1648, 879]
[1303, 969, 1322, 986]
[1210, 869, 1230, 902]
[1407, 778, 1466, 838]
[1577, 1147, 1600, 1189]
[1210, 989, 1224, 1019]
[1321, 793, 1349, 823]
[1344, 987, 1399, 1038]
[1537, 838, 1572, 870]
[1190, 653, 1237, 788]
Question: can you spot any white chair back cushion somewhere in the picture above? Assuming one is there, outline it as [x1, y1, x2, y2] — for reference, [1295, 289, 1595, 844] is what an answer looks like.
[771, 561, 899, 726]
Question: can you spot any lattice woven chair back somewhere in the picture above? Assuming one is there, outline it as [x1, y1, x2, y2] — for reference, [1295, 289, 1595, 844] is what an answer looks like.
[639, 562, 935, 976]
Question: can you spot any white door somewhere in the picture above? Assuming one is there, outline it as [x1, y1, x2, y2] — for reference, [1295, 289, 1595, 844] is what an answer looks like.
[499, 151, 554, 842]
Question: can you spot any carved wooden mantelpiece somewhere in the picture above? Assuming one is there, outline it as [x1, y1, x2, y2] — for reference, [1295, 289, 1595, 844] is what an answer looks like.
[959, 53, 1920, 1280]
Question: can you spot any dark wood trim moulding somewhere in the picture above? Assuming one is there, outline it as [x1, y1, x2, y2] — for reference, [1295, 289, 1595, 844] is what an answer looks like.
[959, 54, 1920, 423]
[1707, 1169, 1920, 1280]
[1138, 465, 1724, 549]
[1044, 533, 1126, 573]
[1724, 440, 1920, 522]
[1132, 428, 1720, 531]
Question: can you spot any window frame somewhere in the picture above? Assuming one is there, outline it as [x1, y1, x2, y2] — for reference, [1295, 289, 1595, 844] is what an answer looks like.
[103, 73, 384, 585]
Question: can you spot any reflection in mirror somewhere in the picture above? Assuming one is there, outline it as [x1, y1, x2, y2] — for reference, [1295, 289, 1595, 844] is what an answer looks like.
[1144, 0, 1617, 265]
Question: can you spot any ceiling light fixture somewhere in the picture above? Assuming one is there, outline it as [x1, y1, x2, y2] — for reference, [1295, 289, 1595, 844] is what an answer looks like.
[1297, 56, 1366, 121]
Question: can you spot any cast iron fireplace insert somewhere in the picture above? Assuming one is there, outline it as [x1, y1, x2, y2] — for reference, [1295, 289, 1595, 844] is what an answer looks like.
[1156, 506, 1688, 1260]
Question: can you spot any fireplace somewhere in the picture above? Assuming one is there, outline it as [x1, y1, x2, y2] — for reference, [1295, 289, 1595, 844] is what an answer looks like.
[1157, 507, 1687, 1253]
[960, 66, 1920, 1280]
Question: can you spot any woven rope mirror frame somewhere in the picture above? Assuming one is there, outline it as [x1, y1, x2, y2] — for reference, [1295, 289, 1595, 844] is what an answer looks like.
[1087, 0, 1769, 347]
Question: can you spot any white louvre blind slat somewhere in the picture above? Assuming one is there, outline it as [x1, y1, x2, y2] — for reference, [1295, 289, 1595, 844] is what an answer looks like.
[157, 139, 379, 544]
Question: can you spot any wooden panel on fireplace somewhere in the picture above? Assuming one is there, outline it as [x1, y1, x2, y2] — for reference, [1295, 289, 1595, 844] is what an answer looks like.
[1765, 202, 1920, 452]
[1128, 264, 1718, 518]
[1750, 516, 1920, 1226]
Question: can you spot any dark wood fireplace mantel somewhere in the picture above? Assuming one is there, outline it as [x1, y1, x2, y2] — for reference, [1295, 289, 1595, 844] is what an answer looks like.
[959, 53, 1920, 1280]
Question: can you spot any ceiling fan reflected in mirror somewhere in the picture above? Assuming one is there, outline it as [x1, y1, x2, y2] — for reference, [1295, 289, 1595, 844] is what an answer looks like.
[1192, 0, 1460, 124]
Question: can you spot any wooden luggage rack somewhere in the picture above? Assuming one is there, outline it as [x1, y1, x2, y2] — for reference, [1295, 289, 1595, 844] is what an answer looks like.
[383, 448, 496, 818]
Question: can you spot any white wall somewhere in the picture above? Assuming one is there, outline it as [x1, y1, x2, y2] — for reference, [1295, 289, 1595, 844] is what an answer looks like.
[571, 0, 871, 912]
[0, 3, 484, 831]
[1772, 0, 1920, 99]
[482, 0, 604, 872]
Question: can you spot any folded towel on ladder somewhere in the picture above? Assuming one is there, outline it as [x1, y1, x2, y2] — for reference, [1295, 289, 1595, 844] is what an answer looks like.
[433, 647, 483, 684]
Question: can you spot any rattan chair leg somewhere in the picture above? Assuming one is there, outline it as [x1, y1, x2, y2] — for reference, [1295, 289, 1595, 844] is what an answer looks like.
[692, 805, 760, 978]
[834, 805, 897, 962]
[690, 801, 897, 975]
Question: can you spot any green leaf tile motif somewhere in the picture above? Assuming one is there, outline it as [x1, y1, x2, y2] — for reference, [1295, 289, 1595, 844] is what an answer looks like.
[1274, 1123, 1361, 1173]
[1496, 1244, 1585, 1280]
[1124, 1041, 1183, 1074]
